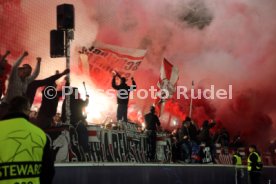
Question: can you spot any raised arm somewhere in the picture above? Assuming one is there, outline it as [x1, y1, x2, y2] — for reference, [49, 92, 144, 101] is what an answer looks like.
[10, 51, 28, 79]
[83, 95, 89, 107]
[28, 57, 41, 81]
[47, 68, 69, 83]
[0, 50, 10, 64]
[37, 69, 70, 87]
[129, 77, 136, 91]
[112, 76, 120, 90]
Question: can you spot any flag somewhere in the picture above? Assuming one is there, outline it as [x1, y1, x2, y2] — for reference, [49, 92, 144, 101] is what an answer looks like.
[78, 41, 147, 90]
[156, 58, 179, 115]
[160, 58, 179, 86]
[157, 58, 179, 100]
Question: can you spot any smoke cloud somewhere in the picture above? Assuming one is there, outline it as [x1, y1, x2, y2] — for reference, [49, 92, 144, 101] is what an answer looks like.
[1, 0, 276, 147]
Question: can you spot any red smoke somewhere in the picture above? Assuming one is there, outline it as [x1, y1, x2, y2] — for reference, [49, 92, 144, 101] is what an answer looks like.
[0, 0, 26, 57]
[1, 0, 276, 148]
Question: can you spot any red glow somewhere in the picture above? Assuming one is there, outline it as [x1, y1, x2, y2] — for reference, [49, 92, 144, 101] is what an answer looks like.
[0, 0, 275, 147]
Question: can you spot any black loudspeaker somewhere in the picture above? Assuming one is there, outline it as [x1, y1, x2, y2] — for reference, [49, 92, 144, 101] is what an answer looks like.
[57, 4, 75, 30]
[50, 30, 65, 58]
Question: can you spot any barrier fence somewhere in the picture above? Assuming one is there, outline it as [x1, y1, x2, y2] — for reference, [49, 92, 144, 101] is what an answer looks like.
[46, 122, 276, 166]
[46, 122, 172, 163]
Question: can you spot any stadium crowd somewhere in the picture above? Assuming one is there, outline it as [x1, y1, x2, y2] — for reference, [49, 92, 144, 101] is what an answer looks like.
[0, 50, 276, 167]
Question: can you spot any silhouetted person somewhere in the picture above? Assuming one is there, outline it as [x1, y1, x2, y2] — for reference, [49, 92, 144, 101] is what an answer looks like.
[61, 87, 89, 125]
[36, 73, 68, 129]
[232, 149, 244, 184]
[61, 87, 90, 159]
[247, 145, 263, 184]
[26, 68, 69, 106]
[0, 50, 11, 99]
[0, 96, 55, 184]
[171, 128, 181, 162]
[112, 72, 136, 122]
[198, 120, 216, 146]
[214, 127, 230, 147]
[144, 106, 161, 161]
[3, 51, 41, 103]
[179, 117, 198, 163]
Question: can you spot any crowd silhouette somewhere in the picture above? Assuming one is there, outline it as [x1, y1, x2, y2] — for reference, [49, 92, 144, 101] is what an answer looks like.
[0, 50, 275, 168]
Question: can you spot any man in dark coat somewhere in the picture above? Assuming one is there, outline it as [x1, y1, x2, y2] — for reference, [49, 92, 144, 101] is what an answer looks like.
[112, 72, 136, 122]
[144, 106, 161, 161]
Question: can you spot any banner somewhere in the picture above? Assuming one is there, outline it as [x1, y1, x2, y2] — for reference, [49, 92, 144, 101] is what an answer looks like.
[79, 41, 147, 90]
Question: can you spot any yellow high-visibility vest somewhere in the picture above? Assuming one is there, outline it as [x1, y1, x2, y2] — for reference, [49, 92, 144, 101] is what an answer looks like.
[247, 151, 262, 171]
[233, 154, 242, 165]
[0, 117, 47, 184]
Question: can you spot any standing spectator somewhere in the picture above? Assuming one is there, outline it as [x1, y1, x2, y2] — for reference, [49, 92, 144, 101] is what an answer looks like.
[232, 149, 244, 184]
[112, 72, 136, 122]
[198, 120, 216, 146]
[214, 127, 230, 147]
[26, 68, 69, 106]
[61, 87, 89, 126]
[3, 51, 41, 103]
[61, 87, 90, 160]
[179, 117, 199, 163]
[0, 50, 11, 99]
[183, 117, 198, 144]
[0, 96, 55, 184]
[171, 128, 181, 162]
[144, 106, 161, 162]
[197, 120, 216, 163]
[247, 144, 263, 184]
[36, 71, 68, 129]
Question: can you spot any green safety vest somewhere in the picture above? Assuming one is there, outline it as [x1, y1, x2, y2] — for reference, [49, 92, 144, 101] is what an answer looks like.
[0, 117, 47, 184]
[247, 151, 262, 172]
[233, 154, 242, 165]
